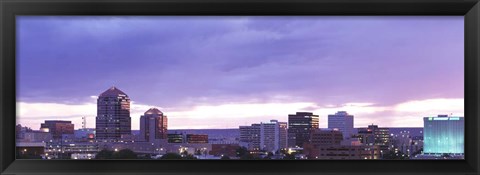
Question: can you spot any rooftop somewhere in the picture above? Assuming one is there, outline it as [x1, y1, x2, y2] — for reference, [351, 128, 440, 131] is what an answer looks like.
[99, 86, 128, 97]
[145, 108, 163, 115]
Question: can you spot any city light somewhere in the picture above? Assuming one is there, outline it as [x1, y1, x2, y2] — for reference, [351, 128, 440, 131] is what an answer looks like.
[14, 87, 464, 160]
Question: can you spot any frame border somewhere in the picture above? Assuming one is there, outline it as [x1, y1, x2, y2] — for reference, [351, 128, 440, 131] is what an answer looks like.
[1, 0, 479, 174]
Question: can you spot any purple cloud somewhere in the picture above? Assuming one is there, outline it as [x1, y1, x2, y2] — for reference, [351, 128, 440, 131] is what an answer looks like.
[17, 16, 464, 129]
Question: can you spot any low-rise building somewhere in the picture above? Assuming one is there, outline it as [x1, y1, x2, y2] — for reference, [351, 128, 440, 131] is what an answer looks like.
[186, 134, 208, 144]
[167, 133, 184, 143]
[210, 144, 240, 157]
[308, 145, 380, 160]
[355, 124, 391, 152]
[20, 131, 53, 143]
[71, 153, 96, 159]
[16, 142, 46, 158]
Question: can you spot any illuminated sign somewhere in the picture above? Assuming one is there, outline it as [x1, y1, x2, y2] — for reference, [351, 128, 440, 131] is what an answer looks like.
[433, 117, 448, 121]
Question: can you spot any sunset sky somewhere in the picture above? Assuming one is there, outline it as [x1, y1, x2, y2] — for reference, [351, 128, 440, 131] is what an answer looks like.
[16, 16, 464, 130]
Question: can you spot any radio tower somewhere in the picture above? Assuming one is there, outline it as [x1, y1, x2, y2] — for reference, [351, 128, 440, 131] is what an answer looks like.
[82, 116, 86, 129]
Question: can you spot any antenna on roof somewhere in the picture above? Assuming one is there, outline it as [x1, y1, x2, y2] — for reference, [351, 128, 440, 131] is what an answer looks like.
[82, 116, 86, 129]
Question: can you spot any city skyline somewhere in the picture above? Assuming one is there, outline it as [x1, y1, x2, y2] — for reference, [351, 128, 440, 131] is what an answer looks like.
[17, 16, 464, 130]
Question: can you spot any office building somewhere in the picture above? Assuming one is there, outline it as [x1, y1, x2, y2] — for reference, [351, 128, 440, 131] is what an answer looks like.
[74, 128, 96, 142]
[168, 133, 184, 143]
[260, 120, 288, 152]
[288, 112, 319, 148]
[16, 142, 46, 158]
[239, 124, 261, 150]
[356, 124, 391, 152]
[140, 108, 168, 142]
[423, 115, 464, 155]
[278, 121, 288, 151]
[310, 129, 343, 146]
[186, 134, 208, 143]
[210, 144, 240, 157]
[21, 131, 53, 143]
[390, 130, 423, 157]
[303, 129, 343, 158]
[40, 120, 74, 139]
[328, 111, 354, 140]
[95, 86, 131, 141]
[260, 121, 278, 152]
[315, 145, 380, 160]
[240, 120, 287, 152]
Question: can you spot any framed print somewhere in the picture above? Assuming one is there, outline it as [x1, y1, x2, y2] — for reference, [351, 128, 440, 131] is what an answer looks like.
[1, 0, 479, 175]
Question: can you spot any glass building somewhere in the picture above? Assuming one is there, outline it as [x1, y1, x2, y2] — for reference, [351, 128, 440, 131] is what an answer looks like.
[328, 111, 354, 140]
[288, 112, 319, 148]
[356, 124, 391, 153]
[423, 115, 464, 155]
[95, 86, 131, 141]
[140, 108, 168, 141]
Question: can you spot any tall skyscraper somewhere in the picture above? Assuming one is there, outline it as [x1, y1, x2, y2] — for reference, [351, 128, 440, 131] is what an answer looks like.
[423, 115, 464, 155]
[139, 108, 168, 142]
[288, 112, 319, 148]
[260, 120, 288, 152]
[328, 111, 354, 140]
[95, 86, 131, 141]
[260, 122, 277, 152]
[278, 121, 288, 151]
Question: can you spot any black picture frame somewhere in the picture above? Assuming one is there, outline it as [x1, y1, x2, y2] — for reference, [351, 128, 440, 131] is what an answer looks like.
[1, 0, 479, 174]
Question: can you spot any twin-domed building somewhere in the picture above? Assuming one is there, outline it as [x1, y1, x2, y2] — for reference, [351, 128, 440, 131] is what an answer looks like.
[95, 86, 167, 142]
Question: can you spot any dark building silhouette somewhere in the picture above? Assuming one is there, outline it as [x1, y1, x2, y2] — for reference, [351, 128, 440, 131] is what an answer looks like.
[355, 124, 391, 152]
[210, 144, 240, 157]
[140, 108, 168, 141]
[95, 86, 131, 141]
[310, 129, 343, 146]
[303, 129, 344, 159]
[40, 120, 74, 139]
[287, 112, 319, 148]
[16, 142, 45, 159]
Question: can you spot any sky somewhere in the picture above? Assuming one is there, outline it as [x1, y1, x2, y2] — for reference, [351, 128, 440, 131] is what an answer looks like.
[16, 16, 464, 130]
